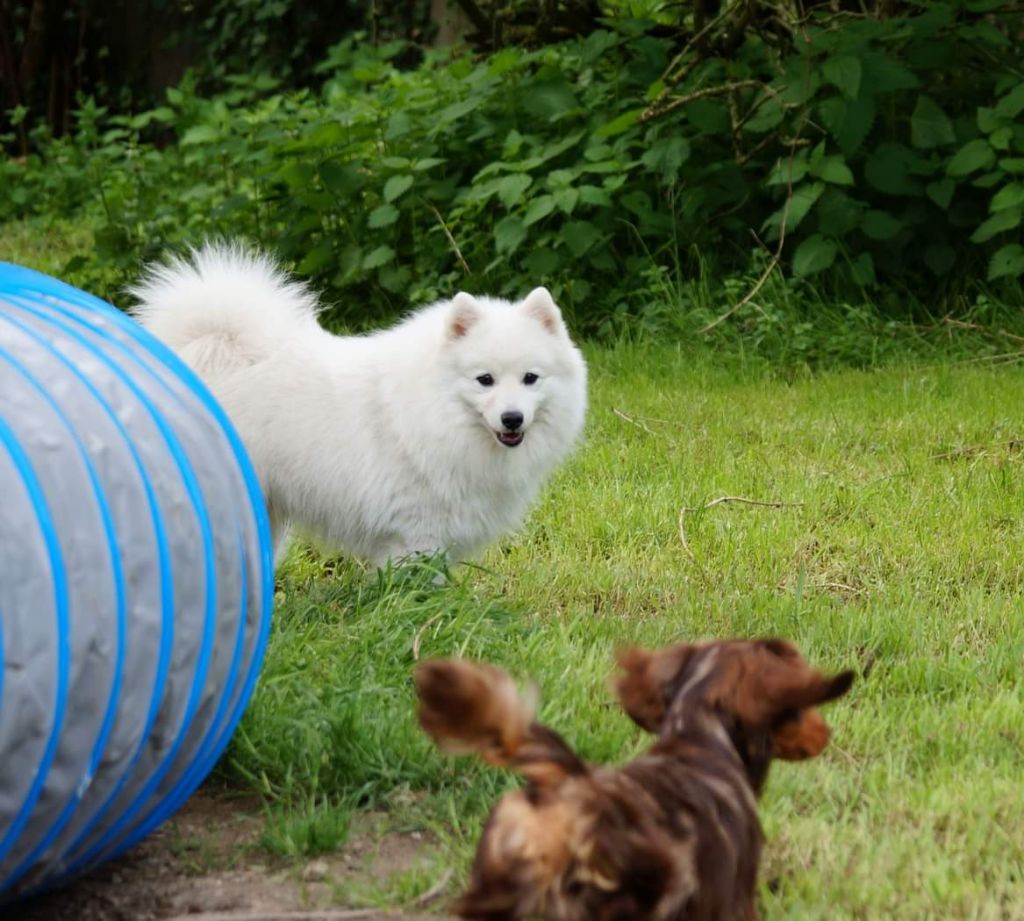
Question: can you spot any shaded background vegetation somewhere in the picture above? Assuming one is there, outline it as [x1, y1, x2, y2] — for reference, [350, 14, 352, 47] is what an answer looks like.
[2, 0, 1023, 343]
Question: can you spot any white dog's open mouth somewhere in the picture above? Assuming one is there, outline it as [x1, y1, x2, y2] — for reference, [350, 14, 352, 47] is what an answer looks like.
[495, 430, 525, 447]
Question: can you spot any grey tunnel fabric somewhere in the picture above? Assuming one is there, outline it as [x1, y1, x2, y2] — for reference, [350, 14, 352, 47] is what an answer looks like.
[0, 262, 274, 901]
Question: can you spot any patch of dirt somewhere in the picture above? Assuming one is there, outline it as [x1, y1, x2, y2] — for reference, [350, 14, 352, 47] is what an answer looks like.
[9, 793, 449, 921]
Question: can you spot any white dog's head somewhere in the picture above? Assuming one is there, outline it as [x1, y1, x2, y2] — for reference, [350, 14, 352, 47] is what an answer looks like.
[443, 287, 586, 452]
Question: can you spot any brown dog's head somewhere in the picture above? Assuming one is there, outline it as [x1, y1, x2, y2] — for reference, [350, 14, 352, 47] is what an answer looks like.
[615, 638, 854, 792]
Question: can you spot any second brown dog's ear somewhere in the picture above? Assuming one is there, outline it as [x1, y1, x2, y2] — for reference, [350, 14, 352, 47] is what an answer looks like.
[614, 647, 664, 732]
[614, 644, 696, 733]
[769, 668, 855, 714]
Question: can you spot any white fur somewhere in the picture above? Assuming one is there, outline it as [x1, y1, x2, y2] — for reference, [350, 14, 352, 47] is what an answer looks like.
[130, 244, 588, 566]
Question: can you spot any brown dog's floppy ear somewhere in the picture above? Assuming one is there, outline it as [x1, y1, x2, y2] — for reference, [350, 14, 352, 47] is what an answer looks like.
[768, 666, 855, 714]
[756, 658, 855, 761]
[614, 644, 696, 733]
[415, 659, 585, 788]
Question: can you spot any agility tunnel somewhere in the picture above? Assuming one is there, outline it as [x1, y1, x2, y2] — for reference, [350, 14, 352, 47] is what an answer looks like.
[0, 262, 273, 900]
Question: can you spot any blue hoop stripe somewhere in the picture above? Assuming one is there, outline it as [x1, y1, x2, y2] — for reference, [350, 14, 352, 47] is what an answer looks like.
[2, 297, 219, 878]
[0, 304, 174, 883]
[0, 341, 126, 891]
[0, 420, 70, 869]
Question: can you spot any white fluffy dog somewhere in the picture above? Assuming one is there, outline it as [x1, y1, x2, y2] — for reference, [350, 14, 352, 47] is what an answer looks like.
[131, 245, 588, 566]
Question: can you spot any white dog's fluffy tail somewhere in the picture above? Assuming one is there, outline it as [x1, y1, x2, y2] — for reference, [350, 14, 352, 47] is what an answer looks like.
[130, 243, 321, 376]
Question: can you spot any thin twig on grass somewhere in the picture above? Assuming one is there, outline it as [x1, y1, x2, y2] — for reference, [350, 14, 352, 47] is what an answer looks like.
[417, 867, 455, 905]
[941, 317, 1024, 345]
[612, 407, 656, 436]
[678, 495, 803, 562]
[412, 613, 442, 661]
[930, 437, 1024, 461]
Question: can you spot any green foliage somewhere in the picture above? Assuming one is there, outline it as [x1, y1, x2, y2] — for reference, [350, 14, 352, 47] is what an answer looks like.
[3, 2, 1024, 332]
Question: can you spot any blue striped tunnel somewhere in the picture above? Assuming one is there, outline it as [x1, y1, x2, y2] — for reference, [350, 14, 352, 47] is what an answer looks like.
[0, 262, 274, 901]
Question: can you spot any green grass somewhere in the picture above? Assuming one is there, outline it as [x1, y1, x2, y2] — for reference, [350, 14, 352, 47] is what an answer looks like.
[215, 346, 1024, 918]
[3, 218, 1022, 915]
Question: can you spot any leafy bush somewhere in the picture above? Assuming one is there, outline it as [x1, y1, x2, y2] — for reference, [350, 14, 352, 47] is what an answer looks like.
[3, 1, 1023, 335]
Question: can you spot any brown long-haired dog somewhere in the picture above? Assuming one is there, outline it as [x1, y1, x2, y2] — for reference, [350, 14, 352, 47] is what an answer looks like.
[415, 639, 853, 920]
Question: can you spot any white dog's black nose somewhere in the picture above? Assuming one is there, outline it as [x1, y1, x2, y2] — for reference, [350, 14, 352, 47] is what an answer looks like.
[501, 411, 524, 431]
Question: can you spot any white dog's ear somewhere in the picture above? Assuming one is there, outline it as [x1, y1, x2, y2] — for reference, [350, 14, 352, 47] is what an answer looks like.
[448, 292, 481, 339]
[521, 287, 564, 336]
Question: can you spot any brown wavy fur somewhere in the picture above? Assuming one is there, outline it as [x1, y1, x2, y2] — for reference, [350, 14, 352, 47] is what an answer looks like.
[415, 640, 854, 920]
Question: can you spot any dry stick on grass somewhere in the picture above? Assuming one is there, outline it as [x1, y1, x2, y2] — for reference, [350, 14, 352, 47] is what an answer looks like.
[941, 316, 1024, 345]
[417, 867, 455, 905]
[678, 495, 804, 563]
[612, 407, 657, 436]
[412, 613, 443, 661]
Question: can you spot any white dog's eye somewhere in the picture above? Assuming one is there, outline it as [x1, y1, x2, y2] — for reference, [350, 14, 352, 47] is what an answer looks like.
[476, 373, 495, 387]
[523, 372, 539, 385]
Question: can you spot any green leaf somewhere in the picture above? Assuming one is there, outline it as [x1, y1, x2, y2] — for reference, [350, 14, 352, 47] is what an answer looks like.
[297, 243, 334, 274]
[991, 183, 1024, 212]
[524, 247, 559, 275]
[579, 185, 612, 207]
[911, 96, 955, 149]
[974, 170, 1003, 189]
[977, 106, 1002, 134]
[926, 179, 955, 209]
[523, 195, 556, 227]
[988, 243, 1024, 280]
[989, 127, 1013, 151]
[767, 153, 809, 186]
[999, 158, 1024, 173]
[494, 215, 527, 254]
[763, 182, 825, 240]
[823, 55, 862, 99]
[865, 144, 917, 195]
[597, 109, 643, 138]
[861, 210, 904, 240]
[497, 174, 533, 208]
[793, 234, 838, 276]
[413, 157, 446, 171]
[744, 98, 785, 133]
[970, 207, 1021, 243]
[812, 155, 854, 186]
[947, 139, 996, 177]
[383, 175, 414, 202]
[362, 245, 395, 269]
[553, 188, 580, 214]
[860, 53, 919, 93]
[181, 124, 220, 145]
[850, 252, 875, 286]
[640, 136, 690, 181]
[995, 84, 1024, 119]
[819, 96, 876, 155]
[368, 204, 400, 228]
[319, 161, 362, 196]
[562, 220, 602, 257]
[522, 78, 578, 120]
